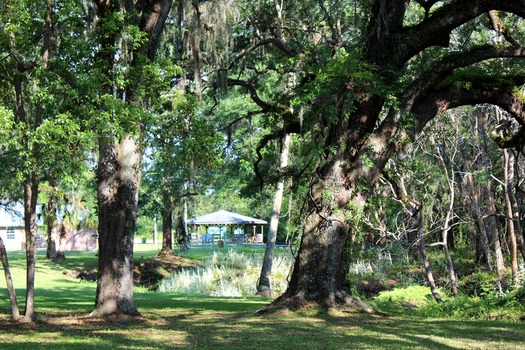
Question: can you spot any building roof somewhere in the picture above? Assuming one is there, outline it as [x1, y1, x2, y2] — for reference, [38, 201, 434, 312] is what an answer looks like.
[187, 210, 267, 226]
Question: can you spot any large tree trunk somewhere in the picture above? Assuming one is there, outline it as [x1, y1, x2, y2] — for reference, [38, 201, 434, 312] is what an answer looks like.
[0, 236, 20, 321]
[92, 135, 142, 316]
[271, 153, 373, 311]
[256, 0, 525, 312]
[91, 0, 172, 317]
[257, 134, 291, 297]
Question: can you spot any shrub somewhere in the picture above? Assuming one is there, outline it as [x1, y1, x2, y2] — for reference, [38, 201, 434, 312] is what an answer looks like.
[157, 249, 293, 297]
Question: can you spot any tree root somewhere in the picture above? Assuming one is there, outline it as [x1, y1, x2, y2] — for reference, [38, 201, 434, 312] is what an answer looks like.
[254, 290, 380, 316]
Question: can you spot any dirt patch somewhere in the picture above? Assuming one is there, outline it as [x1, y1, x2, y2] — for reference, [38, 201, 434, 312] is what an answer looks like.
[355, 279, 397, 299]
[133, 252, 199, 290]
[76, 252, 199, 290]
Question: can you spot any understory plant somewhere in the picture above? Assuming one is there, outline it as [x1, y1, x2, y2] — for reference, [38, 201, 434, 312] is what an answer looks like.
[157, 249, 293, 297]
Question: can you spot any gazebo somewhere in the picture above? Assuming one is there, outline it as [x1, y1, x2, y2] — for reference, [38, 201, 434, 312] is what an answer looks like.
[187, 210, 267, 246]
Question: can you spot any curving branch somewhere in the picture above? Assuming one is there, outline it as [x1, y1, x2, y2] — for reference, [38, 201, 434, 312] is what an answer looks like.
[411, 75, 525, 135]
[227, 39, 273, 70]
[226, 78, 290, 115]
[405, 45, 525, 103]
[345, 75, 525, 197]
[397, 0, 525, 66]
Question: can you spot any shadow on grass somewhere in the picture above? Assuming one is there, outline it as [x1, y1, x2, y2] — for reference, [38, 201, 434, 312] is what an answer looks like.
[2, 310, 521, 350]
[2, 250, 524, 349]
[2, 284, 524, 350]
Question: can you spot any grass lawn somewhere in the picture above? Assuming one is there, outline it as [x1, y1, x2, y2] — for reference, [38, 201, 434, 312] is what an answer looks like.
[1, 247, 524, 349]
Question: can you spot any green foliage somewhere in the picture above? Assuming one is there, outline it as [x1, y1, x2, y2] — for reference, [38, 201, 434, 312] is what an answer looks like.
[140, 88, 224, 222]
[157, 249, 293, 297]
[372, 285, 441, 314]
[294, 49, 387, 126]
[436, 67, 516, 92]
[416, 285, 525, 321]
[458, 270, 505, 297]
[372, 282, 525, 322]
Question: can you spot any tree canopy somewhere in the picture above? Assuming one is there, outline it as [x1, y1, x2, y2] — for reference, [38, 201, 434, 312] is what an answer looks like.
[0, 0, 524, 318]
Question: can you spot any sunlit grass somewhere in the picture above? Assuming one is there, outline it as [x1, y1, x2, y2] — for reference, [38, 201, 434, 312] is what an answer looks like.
[1, 247, 525, 349]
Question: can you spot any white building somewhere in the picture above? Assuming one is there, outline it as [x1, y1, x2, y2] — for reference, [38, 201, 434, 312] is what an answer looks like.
[0, 205, 25, 250]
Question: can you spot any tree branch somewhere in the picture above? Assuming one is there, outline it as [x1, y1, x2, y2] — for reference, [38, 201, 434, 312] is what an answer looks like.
[488, 10, 520, 46]
[411, 76, 525, 136]
[227, 78, 290, 115]
[398, 0, 525, 66]
[406, 45, 525, 103]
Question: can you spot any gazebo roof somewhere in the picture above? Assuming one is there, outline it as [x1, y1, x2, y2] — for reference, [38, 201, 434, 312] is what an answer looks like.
[187, 210, 267, 226]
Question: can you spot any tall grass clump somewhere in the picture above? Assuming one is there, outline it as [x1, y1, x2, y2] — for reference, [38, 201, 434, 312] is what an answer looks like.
[157, 249, 293, 297]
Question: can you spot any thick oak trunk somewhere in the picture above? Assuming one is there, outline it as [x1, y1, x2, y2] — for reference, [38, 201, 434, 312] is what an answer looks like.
[90, 0, 172, 317]
[93, 135, 141, 316]
[276, 211, 349, 309]
[270, 154, 372, 311]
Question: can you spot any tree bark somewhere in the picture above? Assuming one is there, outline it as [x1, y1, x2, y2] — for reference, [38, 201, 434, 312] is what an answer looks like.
[0, 236, 20, 321]
[93, 135, 141, 316]
[91, 0, 173, 316]
[504, 148, 519, 284]
[257, 134, 291, 297]
[161, 206, 174, 254]
[23, 175, 39, 322]
[436, 138, 458, 297]
[271, 153, 372, 310]
[45, 189, 58, 260]
[477, 110, 506, 274]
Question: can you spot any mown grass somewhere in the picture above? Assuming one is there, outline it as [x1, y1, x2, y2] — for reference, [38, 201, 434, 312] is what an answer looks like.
[1, 247, 525, 349]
